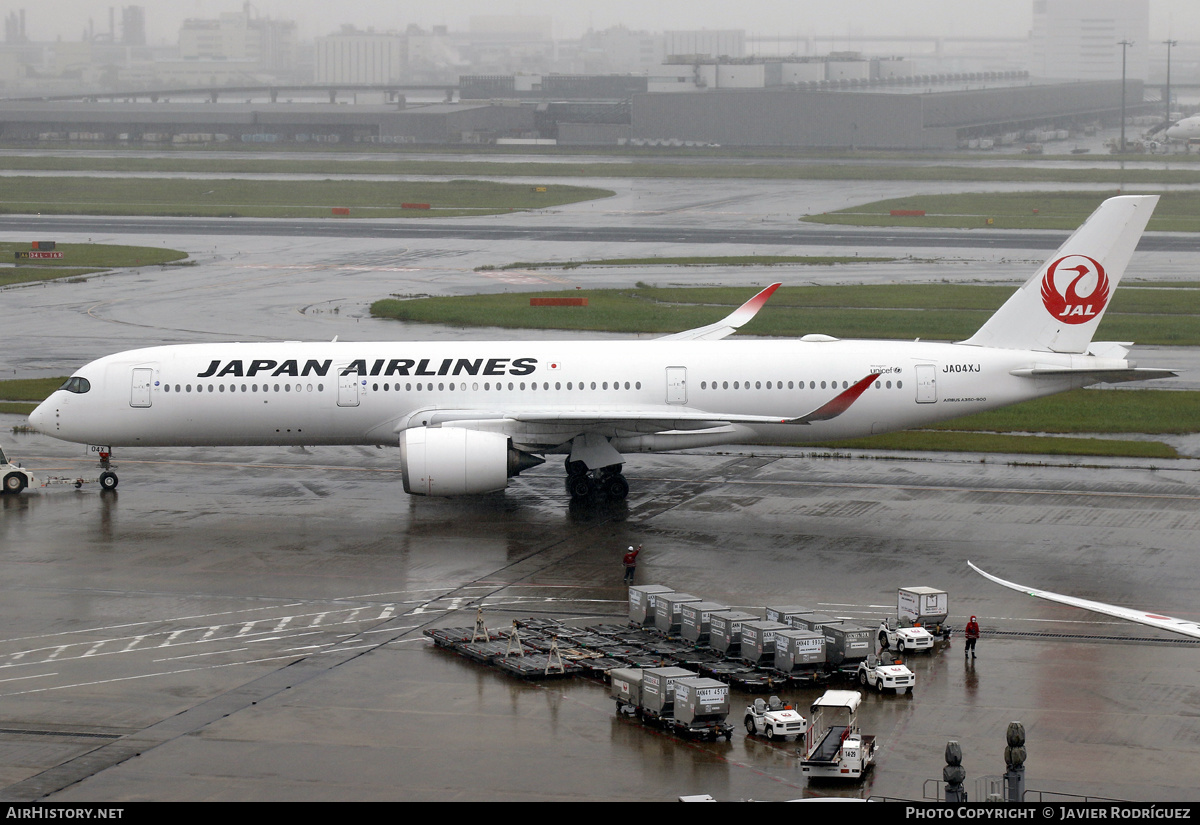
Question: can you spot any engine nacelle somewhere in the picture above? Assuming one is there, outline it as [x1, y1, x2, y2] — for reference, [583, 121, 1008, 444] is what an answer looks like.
[399, 427, 542, 496]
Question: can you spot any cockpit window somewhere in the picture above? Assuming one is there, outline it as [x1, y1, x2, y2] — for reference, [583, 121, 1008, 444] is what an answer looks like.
[58, 376, 91, 394]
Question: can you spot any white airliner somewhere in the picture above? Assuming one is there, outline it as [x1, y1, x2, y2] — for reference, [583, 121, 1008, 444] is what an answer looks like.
[1164, 115, 1200, 142]
[969, 562, 1200, 640]
[28, 195, 1173, 501]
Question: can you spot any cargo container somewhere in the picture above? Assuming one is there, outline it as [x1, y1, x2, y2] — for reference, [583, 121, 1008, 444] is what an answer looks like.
[610, 667, 644, 716]
[679, 601, 729, 645]
[739, 620, 788, 666]
[773, 628, 826, 675]
[654, 592, 701, 636]
[789, 613, 842, 633]
[897, 586, 950, 639]
[765, 605, 815, 625]
[672, 677, 734, 740]
[821, 621, 873, 668]
[628, 584, 673, 626]
[639, 666, 696, 725]
[708, 610, 760, 655]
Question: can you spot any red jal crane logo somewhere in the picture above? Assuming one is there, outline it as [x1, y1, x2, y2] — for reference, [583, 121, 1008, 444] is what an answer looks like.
[1040, 255, 1110, 325]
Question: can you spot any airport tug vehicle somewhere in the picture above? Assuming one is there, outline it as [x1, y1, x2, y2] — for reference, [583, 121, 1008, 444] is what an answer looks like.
[856, 654, 915, 694]
[799, 690, 876, 780]
[877, 617, 934, 653]
[743, 696, 807, 741]
[0, 443, 118, 494]
[0, 444, 33, 494]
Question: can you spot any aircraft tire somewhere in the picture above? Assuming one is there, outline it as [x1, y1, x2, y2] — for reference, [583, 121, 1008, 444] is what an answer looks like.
[100, 471, 118, 491]
[604, 474, 629, 501]
[566, 474, 593, 499]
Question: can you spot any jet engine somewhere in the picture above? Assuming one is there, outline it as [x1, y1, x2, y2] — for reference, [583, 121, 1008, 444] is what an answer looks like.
[399, 427, 543, 496]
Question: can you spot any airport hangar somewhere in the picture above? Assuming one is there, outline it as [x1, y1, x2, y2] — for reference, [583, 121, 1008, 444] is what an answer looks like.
[0, 78, 1143, 149]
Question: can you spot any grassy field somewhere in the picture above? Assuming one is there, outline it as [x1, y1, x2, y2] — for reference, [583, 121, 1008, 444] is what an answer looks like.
[371, 283, 1200, 346]
[0, 377, 65, 416]
[484, 255, 894, 270]
[4, 153, 1200, 186]
[0, 242, 188, 287]
[804, 190, 1200, 231]
[813, 431, 1178, 458]
[0, 178, 613, 218]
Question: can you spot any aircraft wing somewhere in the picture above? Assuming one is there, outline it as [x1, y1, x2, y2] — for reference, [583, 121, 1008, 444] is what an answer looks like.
[657, 283, 781, 341]
[968, 561, 1200, 639]
[395, 373, 880, 435]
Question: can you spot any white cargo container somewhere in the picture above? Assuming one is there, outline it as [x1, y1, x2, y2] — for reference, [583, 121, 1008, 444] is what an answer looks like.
[897, 586, 950, 639]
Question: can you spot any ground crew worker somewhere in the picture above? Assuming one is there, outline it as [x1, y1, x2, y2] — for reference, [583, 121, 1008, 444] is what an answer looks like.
[965, 615, 980, 658]
[622, 544, 641, 584]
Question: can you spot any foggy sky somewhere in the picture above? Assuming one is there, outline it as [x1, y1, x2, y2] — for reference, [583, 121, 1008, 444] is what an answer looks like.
[10, 1, 1199, 46]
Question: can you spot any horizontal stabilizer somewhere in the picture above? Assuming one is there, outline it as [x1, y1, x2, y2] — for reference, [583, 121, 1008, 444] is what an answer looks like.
[1010, 366, 1178, 384]
[658, 283, 780, 341]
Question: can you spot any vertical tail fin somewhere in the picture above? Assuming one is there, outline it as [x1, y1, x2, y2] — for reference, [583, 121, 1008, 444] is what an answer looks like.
[961, 195, 1158, 353]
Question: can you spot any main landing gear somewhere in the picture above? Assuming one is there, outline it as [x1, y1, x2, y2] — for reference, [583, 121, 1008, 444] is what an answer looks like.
[565, 460, 629, 501]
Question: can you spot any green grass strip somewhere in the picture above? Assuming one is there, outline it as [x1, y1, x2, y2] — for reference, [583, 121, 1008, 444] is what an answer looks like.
[804, 190, 1200, 231]
[372, 284, 1200, 346]
[5, 154, 1200, 186]
[0, 177, 613, 218]
[929, 389, 1200, 435]
[0, 242, 188, 286]
[814, 431, 1178, 458]
[0, 377, 67, 402]
[487, 255, 894, 270]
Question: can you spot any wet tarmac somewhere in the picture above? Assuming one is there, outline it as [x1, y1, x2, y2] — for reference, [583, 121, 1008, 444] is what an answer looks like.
[1, 432, 1199, 802]
[1, 169, 1199, 801]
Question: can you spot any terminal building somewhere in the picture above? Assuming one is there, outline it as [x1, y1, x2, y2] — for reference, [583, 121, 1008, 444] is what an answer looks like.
[0, 60, 1147, 150]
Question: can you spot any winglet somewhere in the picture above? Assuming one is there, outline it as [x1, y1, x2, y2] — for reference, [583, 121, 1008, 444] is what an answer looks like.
[788, 373, 879, 424]
[657, 283, 781, 341]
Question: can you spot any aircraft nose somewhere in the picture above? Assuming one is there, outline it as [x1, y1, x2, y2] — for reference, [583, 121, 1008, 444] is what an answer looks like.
[28, 400, 51, 433]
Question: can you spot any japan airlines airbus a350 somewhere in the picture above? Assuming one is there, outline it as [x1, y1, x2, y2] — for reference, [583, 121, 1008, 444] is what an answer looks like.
[28, 195, 1174, 501]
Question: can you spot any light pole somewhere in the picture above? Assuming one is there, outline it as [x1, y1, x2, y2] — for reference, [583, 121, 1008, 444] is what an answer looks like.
[1164, 39, 1177, 126]
[1118, 39, 1134, 153]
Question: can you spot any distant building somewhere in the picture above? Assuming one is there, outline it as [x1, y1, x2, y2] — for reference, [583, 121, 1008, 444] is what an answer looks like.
[1030, 0, 1149, 81]
[664, 30, 744, 61]
[315, 29, 407, 84]
[121, 6, 146, 47]
[578, 26, 664, 75]
[179, 6, 296, 73]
